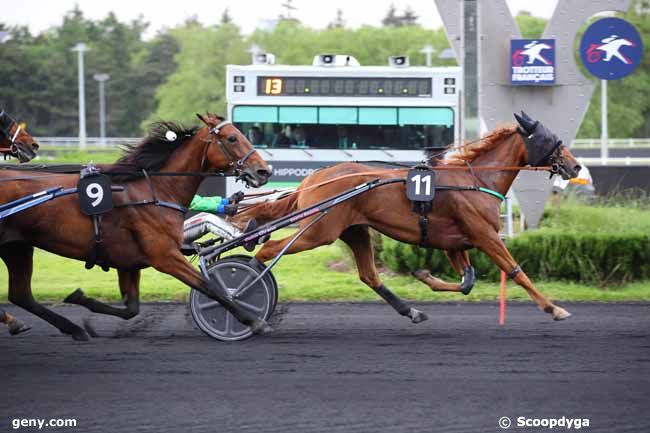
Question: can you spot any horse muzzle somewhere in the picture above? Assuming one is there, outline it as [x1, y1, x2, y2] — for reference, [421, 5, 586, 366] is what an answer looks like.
[12, 144, 38, 163]
[555, 162, 581, 180]
[240, 165, 272, 188]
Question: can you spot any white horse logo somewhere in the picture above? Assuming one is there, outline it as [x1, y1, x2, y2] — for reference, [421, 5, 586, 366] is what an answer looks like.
[521, 41, 552, 65]
[596, 35, 634, 64]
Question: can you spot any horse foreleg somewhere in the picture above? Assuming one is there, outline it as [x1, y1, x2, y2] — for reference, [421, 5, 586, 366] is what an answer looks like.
[340, 226, 427, 324]
[1, 244, 89, 340]
[64, 269, 141, 320]
[151, 250, 272, 334]
[413, 250, 476, 295]
[473, 231, 571, 321]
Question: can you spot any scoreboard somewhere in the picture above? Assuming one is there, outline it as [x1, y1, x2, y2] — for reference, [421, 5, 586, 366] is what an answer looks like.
[224, 61, 461, 193]
[258, 76, 433, 97]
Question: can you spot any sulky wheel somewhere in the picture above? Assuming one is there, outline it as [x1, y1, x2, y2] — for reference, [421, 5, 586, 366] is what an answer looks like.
[190, 255, 278, 342]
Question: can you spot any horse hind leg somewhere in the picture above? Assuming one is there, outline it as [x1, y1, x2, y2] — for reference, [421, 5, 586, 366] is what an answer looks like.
[340, 226, 427, 324]
[0, 307, 31, 335]
[1, 244, 90, 341]
[64, 269, 141, 320]
[413, 250, 476, 295]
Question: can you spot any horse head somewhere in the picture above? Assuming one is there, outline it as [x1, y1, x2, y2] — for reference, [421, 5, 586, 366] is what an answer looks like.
[196, 112, 271, 188]
[514, 111, 581, 180]
[0, 110, 39, 163]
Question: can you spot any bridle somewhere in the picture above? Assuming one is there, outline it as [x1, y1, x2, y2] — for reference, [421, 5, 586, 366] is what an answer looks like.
[0, 111, 33, 161]
[206, 120, 258, 180]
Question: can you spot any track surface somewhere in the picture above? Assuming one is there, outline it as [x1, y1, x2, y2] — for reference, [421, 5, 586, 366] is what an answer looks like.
[1, 302, 649, 433]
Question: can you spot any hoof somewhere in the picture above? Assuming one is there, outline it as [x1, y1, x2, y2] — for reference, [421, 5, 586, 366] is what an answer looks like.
[70, 328, 90, 341]
[408, 308, 429, 324]
[249, 319, 273, 335]
[64, 288, 85, 305]
[8, 319, 31, 335]
[83, 318, 99, 338]
[552, 306, 572, 321]
[412, 269, 430, 280]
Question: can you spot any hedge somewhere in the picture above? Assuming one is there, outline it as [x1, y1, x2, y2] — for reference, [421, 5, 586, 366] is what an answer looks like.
[377, 230, 650, 286]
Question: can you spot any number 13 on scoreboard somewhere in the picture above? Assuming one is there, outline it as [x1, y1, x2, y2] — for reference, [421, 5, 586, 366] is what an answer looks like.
[264, 78, 283, 95]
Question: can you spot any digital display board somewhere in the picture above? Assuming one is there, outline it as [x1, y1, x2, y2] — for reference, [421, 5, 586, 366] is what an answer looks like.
[258, 76, 432, 97]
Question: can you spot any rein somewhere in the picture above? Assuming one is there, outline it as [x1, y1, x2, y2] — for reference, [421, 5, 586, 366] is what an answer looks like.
[237, 163, 551, 213]
[242, 165, 551, 199]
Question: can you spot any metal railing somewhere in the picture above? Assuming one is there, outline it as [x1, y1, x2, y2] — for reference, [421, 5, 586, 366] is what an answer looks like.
[36, 136, 650, 149]
[35, 137, 140, 148]
[571, 138, 650, 148]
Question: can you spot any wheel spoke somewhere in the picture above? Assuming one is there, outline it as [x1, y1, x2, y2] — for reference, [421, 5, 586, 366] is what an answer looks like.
[235, 299, 264, 314]
[199, 300, 220, 311]
[211, 272, 230, 295]
[235, 274, 253, 292]
[224, 312, 232, 334]
[233, 278, 260, 299]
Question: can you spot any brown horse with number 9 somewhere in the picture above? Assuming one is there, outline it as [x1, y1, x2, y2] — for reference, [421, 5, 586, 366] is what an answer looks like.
[0, 113, 272, 341]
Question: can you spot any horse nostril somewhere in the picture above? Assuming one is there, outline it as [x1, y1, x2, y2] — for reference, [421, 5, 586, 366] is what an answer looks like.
[257, 168, 271, 179]
[574, 165, 582, 173]
[32, 143, 39, 150]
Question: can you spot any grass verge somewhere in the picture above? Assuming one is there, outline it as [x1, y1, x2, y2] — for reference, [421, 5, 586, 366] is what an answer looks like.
[1, 230, 648, 303]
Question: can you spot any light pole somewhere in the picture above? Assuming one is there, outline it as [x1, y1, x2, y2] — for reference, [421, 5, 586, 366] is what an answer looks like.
[420, 45, 435, 67]
[93, 73, 109, 145]
[71, 43, 89, 149]
[601, 79, 608, 164]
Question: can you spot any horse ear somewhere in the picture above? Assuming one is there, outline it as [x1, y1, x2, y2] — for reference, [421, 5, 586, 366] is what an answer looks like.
[196, 113, 209, 126]
[521, 111, 534, 122]
[514, 112, 536, 133]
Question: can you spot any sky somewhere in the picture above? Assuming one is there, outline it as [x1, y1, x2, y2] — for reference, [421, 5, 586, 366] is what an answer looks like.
[3, 0, 558, 37]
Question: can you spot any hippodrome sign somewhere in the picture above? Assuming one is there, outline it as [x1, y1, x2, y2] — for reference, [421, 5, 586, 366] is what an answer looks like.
[580, 17, 643, 80]
[510, 39, 556, 85]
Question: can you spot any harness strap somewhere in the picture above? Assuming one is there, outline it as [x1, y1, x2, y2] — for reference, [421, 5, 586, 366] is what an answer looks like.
[114, 199, 187, 214]
[10, 125, 21, 144]
[418, 213, 429, 247]
[412, 201, 432, 247]
[435, 185, 506, 201]
[477, 187, 506, 201]
[85, 214, 110, 272]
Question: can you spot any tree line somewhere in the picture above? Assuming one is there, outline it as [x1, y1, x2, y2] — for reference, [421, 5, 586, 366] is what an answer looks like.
[0, 3, 647, 138]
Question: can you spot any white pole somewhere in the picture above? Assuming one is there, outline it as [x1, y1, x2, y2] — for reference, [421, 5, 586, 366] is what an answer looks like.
[94, 74, 109, 145]
[99, 80, 105, 144]
[601, 79, 608, 165]
[420, 45, 434, 67]
[71, 43, 88, 150]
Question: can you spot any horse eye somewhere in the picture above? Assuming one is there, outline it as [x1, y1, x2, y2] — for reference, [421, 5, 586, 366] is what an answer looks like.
[227, 135, 237, 143]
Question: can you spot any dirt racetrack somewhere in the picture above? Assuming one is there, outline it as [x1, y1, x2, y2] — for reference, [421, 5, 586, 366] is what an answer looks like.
[1, 302, 649, 432]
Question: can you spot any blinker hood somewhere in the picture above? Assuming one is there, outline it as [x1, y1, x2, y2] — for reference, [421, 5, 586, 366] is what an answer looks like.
[514, 111, 561, 166]
[0, 110, 15, 135]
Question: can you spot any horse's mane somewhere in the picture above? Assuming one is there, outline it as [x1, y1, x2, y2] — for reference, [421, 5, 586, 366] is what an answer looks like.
[101, 121, 200, 181]
[443, 126, 517, 165]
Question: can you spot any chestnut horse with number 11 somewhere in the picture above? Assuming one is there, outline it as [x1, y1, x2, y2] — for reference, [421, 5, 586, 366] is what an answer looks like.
[235, 112, 582, 323]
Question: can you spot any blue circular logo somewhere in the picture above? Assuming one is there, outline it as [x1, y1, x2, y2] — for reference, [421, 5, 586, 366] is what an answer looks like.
[580, 17, 643, 80]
